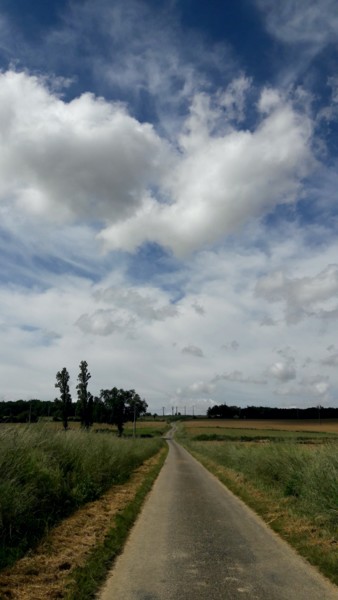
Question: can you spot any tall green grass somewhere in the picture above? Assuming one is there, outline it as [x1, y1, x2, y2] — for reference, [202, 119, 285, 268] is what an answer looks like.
[182, 439, 338, 583]
[0, 425, 163, 569]
[184, 440, 338, 528]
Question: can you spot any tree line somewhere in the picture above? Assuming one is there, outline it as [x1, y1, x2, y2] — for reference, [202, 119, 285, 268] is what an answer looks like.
[207, 403, 338, 420]
[0, 361, 148, 436]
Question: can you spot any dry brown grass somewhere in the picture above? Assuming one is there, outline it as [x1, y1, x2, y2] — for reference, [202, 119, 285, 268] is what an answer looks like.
[184, 419, 338, 433]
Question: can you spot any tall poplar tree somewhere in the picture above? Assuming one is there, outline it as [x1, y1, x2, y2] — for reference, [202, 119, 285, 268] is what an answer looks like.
[55, 367, 72, 430]
[76, 360, 92, 429]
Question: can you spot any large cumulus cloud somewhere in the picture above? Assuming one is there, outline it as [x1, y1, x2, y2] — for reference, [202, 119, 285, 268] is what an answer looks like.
[99, 86, 314, 256]
[0, 70, 169, 221]
[0, 70, 314, 258]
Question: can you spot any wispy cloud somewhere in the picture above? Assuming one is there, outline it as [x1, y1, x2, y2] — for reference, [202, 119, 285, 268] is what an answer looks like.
[255, 0, 338, 47]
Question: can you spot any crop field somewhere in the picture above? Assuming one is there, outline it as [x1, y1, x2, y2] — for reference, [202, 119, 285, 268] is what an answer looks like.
[179, 419, 338, 584]
[184, 418, 338, 433]
[123, 419, 169, 437]
[181, 419, 338, 443]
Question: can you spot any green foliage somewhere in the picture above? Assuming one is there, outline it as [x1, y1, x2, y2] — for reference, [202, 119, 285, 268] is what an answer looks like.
[100, 388, 148, 436]
[0, 425, 162, 569]
[184, 440, 338, 528]
[55, 367, 72, 430]
[0, 399, 52, 423]
[207, 403, 338, 419]
[76, 361, 92, 429]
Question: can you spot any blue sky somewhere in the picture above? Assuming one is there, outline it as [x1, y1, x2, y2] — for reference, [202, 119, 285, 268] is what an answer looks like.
[0, 0, 338, 412]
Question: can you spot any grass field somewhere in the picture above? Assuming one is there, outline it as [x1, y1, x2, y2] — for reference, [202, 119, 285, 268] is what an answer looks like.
[178, 419, 338, 585]
[122, 419, 169, 437]
[0, 424, 164, 570]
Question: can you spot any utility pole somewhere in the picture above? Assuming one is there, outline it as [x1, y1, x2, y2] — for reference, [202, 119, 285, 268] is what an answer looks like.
[162, 406, 165, 417]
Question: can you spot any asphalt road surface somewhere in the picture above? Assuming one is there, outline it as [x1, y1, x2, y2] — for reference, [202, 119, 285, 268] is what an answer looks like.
[99, 434, 338, 600]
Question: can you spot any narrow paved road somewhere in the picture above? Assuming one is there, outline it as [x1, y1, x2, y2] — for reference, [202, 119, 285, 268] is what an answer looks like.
[99, 436, 338, 600]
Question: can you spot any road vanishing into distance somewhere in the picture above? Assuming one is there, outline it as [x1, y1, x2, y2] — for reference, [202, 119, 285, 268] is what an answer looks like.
[99, 431, 338, 600]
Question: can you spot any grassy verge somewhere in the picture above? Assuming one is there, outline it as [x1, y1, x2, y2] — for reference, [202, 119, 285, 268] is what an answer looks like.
[65, 445, 168, 599]
[178, 433, 338, 586]
[0, 424, 163, 569]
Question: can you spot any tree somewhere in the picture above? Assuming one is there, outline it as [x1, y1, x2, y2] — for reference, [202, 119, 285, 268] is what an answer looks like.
[100, 388, 148, 436]
[92, 395, 105, 423]
[55, 367, 72, 430]
[76, 360, 92, 429]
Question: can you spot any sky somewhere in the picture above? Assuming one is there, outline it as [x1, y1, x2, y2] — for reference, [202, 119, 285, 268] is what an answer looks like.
[0, 0, 338, 413]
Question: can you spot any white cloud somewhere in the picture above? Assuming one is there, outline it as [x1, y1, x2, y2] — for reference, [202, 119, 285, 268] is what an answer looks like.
[37, 0, 238, 142]
[100, 86, 313, 256]
[276, 375, 330, 402]
[255, 0, 338, 47]
[75, 285, 178, 336]
[218, 76, 252, 122]
[176, 380, 215, 398]
[1, 231, 338, 408]
[0, 1, 338, 415]
[254, 0, 338, 90]
[256, 265, 338, 323]
[258, 88, 282, 114]
[0, 70, 315, 260]
[94, 286, 178, 322]
[76, 310, 135, 337]
[0, 70, 169, 222]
